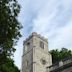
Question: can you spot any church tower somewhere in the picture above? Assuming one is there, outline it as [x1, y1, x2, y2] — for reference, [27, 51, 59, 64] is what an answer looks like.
[22, 32, 52, 72]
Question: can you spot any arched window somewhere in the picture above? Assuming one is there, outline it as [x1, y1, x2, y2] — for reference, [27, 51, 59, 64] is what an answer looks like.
[26, 60, 29, 67]
[40, 41, 44, 49]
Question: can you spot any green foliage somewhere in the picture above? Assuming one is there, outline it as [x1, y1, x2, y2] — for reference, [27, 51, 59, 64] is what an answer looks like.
[0, 0, 22, 64]
[0, 58, 20, 72]
[50, 48, 72, 64]
[0, 0, 21, 71]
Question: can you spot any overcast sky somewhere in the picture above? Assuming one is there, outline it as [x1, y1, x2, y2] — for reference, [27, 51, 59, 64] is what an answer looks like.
[14, 0, 72, 69]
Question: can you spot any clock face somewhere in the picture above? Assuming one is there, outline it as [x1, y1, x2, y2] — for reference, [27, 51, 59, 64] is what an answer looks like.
[40, 58, 46, 65]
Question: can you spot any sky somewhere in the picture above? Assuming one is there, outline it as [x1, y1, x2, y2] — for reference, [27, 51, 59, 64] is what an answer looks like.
[14, 0, 72, 69]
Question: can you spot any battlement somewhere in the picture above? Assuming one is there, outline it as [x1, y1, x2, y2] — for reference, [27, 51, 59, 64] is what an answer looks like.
[23, 32, 48, 44]
[47, 56, 72, 72]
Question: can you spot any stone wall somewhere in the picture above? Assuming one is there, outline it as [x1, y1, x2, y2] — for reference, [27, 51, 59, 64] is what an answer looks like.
[47, 56, 72, 72]
[22, 32, 52, 72]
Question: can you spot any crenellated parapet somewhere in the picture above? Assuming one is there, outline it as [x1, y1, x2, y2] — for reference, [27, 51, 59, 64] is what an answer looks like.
[23, 32, 48, 44]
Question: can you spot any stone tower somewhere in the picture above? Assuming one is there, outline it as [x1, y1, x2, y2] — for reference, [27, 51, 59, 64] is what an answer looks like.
[22, 32, 52, 72]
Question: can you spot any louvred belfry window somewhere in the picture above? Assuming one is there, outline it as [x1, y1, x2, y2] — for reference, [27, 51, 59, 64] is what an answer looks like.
[40, 41, 44, 49]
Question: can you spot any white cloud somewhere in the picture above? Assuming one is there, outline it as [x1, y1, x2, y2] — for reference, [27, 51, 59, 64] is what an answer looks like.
[32, 9, 57, 34]
[31, 0, 72, 50]
[51, 19, 72, 49]
[15, 0, 72, 69]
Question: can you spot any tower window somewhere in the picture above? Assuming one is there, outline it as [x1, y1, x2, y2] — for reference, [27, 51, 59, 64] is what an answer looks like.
[27, 42, 30, 49]
[26, 60, 29, 67]
[24, 42, 30, 53]
[40, 41, 44, 49]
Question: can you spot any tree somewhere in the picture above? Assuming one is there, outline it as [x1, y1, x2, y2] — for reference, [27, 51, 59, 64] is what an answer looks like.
[0, 0, 22, 64]
[0, 58, 20, 72]
[50, 48, 72, 64]
[0, 0, 21, 72]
